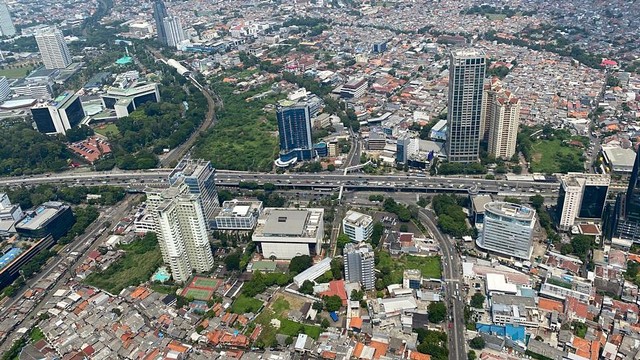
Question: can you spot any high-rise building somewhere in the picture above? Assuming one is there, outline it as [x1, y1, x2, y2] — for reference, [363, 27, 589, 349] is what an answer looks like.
[0, 1, 15, 37]
[30, 91, 85, 135]
[342, 210, 373, 243]
[608, 149, 640, 241]
[343, 242, 375, 290]
[556, 173, 610, 231]
[483, 78, 520, 159]
[163, 16, 185, 48]
[275, 99, 314, 167]
[145, 185, 214, 283]
[477, 202, 536, 260]
[0, 76, 10, 101]
[168, 158, 220, 229]
[446, 49, 486, 162]
[35, 27, 71, 69]
[152, 0, 168, 45]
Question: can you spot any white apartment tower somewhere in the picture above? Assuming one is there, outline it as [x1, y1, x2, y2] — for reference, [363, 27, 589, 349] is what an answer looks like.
[0, 1, 15, 37]
[483, 78, 521, 159]
[344, 242, 375, 290]
[35, 27, 72, 69]
[478, 202, 536, 260]
[146, 185, 214, 283]
[163, 16, 186, 48]
[342, 210, 374, 242]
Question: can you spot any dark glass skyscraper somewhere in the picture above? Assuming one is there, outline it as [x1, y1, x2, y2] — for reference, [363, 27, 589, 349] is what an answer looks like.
[608, 149, 640, 241]
[153, 0, 168, 46]
[275, 99, 313, 166]
[446, 49, 486, 162]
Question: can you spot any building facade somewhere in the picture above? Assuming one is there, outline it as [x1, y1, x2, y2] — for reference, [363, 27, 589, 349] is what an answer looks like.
[163, 16, 186, 48]
[343, 242, 375, 290]
[15, 201, 75, 240]
[342, 210, 373, 243]
[275, 99, 314, 167]
[35, 27, 71, 69]
[213, 200, 263, 230]
[0, 1, 15, 37]
[252, 208, 324, 259]
[608, 149, 640, 241]
[477, 202, 536, 260]
[168, 158, 220, 229]
[102, 82, 160, 118]
[483, 78, 520, 159]
[30, 92, 85, 135]
[557, 173, 610, 231]
[152, 0, 168, 45]
[145, 185, 215, 283]
[0, 76, 9, 101]
[446, 49, 486, 162]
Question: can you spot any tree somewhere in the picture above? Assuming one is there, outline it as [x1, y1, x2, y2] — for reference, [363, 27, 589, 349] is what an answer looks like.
[225, 251, 241, 271]
[428, 302, 446, 323]
[399, 224, 409, 232]
[468, 350, 477, 360]
[470, 336, 485, 350]
[370, 222, 384, 247]
[470, 293, 485, 309]
[299, 280, 314, 295]
[323, 295, 342, 312]
[312, 301, 324, 311]
[350, 289, 364, 301]
[285, 336, 294, 345]
[327, 164, 335, 172]
[289, 255, 313, 274]
[529, 194, 544, 209]
[337, 233, 351, 252]
[330, 258, 343, 280]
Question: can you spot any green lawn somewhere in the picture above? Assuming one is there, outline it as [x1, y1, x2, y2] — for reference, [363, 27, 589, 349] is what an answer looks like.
[93, 123, 120, 138]
[271, 297, 291, 314]
[29, 327, 45, 342]
[530, 139, 584, 174]
[486, 13, 507, 20]
[0, 65, 34, 79]
[85, 234, 162, 295]
[377, 251, 442, 284]
[279, 317, 322, 339]
[231, 294, 264, 314]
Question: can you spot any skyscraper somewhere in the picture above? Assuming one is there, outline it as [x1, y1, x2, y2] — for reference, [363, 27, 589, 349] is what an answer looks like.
[446, 49, 486, 162]
[35, 27, 71, 69]
[146, 185, 215, 283]
[477, 202, 536, 260]
[163, 16, 186, 48]
[608, 150, 640, 241]
[343, 242, 375, 290]
[556, 173, 610, 231]
[152, 0, 168, 45]
[0, 1, 15, 37]
[168, 158, 220, 229]
[483, 78, 521, 159]
[275, 99, 314, 167]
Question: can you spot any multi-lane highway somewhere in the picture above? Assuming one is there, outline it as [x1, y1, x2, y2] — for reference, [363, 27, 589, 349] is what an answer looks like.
[0, 170, 562, 197]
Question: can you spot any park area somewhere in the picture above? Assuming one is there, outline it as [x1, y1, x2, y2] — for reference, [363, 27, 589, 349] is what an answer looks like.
[84, 233, 162, 295]
[0, 65, 35, 79]
[249, 293, 322, 347]
[93, 123, 120, 138]
[529, 139, 586, 174]
[180, 276, 221, 301]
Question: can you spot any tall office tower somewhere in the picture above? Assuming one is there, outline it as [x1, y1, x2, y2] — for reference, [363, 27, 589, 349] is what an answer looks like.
[168, 158, 220, 229]
[35, 27, 71, 69]
[152, 0, 168, 45]
[556, 173, 610, 231]
[477, 202, 536, 260]
[446, 49, 486, 162]
[30, 92, 85, 134]
[275, 99, 313, 167]
[163, 16, 185, 48]
[484, 79, 521, 159]
[343, 242, 375, 290]
[0, 1, 15, 37]
[0, 76, 9, 101]
[146, 185, 215, 283]
[609, 150, 640, 241]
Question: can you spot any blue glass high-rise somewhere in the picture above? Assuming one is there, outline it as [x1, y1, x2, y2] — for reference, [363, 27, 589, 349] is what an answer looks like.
[276, 100, 314, 166]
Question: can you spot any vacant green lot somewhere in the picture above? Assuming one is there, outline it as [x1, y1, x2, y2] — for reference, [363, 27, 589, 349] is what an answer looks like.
[378, 251, 442, 284]
[85, 233, 162, 295]
[250, 296, 322, 346]
[530, 139, 584, 174]
[231, 294, 263, 314]
[0, 65, 34, 79]
[94, 123, 120, 138]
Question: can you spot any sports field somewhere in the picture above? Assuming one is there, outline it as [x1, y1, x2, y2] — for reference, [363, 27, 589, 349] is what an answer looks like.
[193, 277, 220, 288]
[183, 288, 213, 301]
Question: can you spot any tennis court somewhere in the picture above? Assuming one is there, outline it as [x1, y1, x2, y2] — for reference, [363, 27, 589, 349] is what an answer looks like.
[193, 277, 220, 288]
[183, 288, 213, 301]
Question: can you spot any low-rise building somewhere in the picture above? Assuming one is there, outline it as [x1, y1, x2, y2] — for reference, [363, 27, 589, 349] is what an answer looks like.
[252, 208, 324, 259]
[213, 200, 263, 230]
[15, 201, 75, 240]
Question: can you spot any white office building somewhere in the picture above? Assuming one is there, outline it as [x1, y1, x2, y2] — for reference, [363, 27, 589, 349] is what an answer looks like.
[557, 173, 610, 231]
[344, 242, 375, 290]
[35, 27, 72, 69]
[252, 208, 324, 260]
[477, 202, 536, 260]
[146, 185, 215, 283]
[0, 1, 15, 37]
[342, 210, 373, 243]
[163, 16, 186, 48]
[214, 200, 263, 230]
